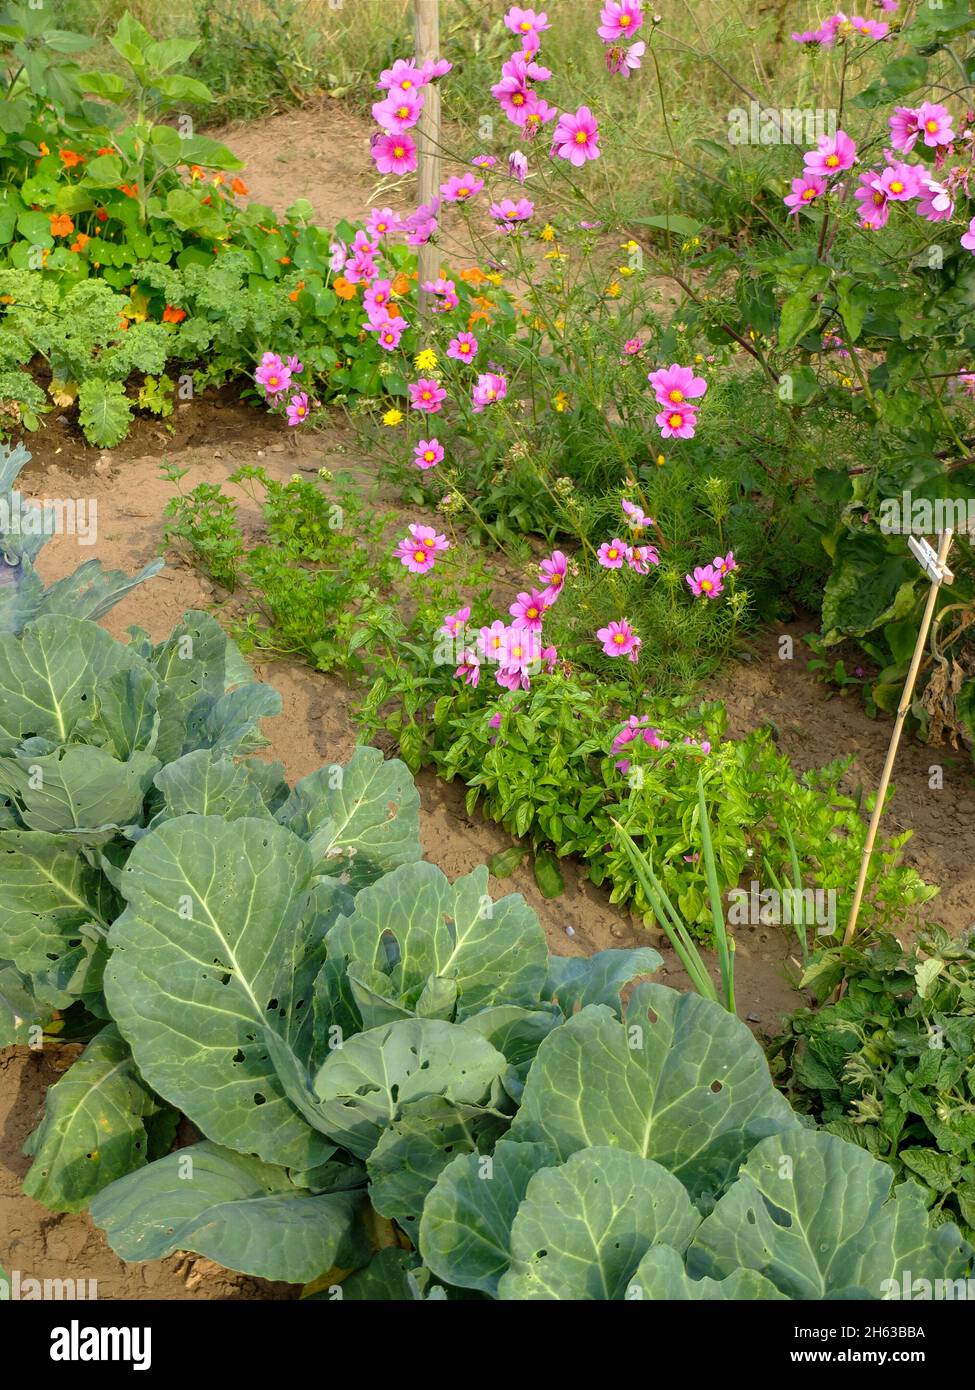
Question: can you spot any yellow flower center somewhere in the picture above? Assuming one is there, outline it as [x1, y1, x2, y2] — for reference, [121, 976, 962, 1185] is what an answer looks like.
[402, 79, 413, 89]
[668, 388, 684, 402]
[512, 93, 525, 105]
[613, 633, 626, 645]
[413, 550, 426, 563]
[701, 580, 713, 592]
[619, 12, 632, 24]
[926, 120, 939, 133]
[397, 106, 410, 118]
[460, 342, 471, 352]
[575, 129, 589, 144]
[608, 549, 619, 559]
[890, 180, 904, 194]
[873, 191, 885, 206]
[825, 154, 839, 167]
[394, 146, 405, 158]
[527, 607, 538, 618]
[520, 19, 531, 29]
[423, 451, 435, 461]
[802, 188, 816, 201]
[668, 413, 683, 429]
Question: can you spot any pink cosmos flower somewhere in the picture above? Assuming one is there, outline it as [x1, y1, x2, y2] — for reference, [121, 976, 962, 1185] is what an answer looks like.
[344, 249, 378, 285]
[552, 106, 601, 166]
[368, 315, 405, 351]
[441, 173, 485, 203]
[395, 523, 449, 574]
[490, 196, 535, 227]
[854, 171, 890, 228]
[597, 538, 628, 569]
[421, 277, 459, 311]
[509, 589, 548, 630]
[472, 372, 508, 412]
[597, 0, 644, 42]
[502, 51, 552, 83]
[440, 605, 471, 637]
[613, 715, 669, 754]
[916, 101, 955, 148]
[364, 279, 395, 322]
[713, 551, 737, 576]
[648, 363, 708, 406]
[509, 150, 529, 183]
[286, 355, 303, 375]
[504, 7, 550, 42]
[879, 161, 922, 201]
[472, 154, 497, 168]
[286, 392, 310, 426]
[621, 498, 651, 528]
[627, 544, 659, 574]
[539, 549, 567, 598]
[606, 40, 645, 75]
[851, 17, 889, 39]
[329, 240, 347, 272]
[784, 174, 826, 215]
[803, 129, 857, 179]
[409, 378, 447, 413]
[420, 58, 452, 81]
[406, 203, 439, 246]
[889, 107, 921, 154]
[622, 338, 643, 356]
[372, 132, 418, 176]
[366, 207, 402, 239]
[255, 352, 291, 395]
[962, 218, 975, 253]
[523, 99, 559, 140]
[414, 438, 444, 470]
[496, 625, 542, 690]
[492, 75, 537, 125]
[656, 402, 699, 440]
[916, 176, 953, 223]
[378, 59, 423, 93]
[685, 564, 724, 599]
[372, 91, 424, 134]
[478, 620, 509, 663]
[597, 618, 641, 662]
[455, 649, 481, 687]
[447, 331, 479, 363]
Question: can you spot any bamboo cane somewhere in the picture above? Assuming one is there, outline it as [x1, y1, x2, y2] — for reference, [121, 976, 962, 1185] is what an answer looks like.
[413, 0, 442, 314]
[842, 528, 955, 947]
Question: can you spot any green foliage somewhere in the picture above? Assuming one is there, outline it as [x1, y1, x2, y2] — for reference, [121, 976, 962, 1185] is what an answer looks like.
[774, 926, 975, 1245]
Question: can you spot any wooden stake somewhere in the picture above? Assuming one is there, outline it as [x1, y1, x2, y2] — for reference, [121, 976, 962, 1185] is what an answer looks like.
[413, 0, 442, 314]
[842, 528, 955, 947]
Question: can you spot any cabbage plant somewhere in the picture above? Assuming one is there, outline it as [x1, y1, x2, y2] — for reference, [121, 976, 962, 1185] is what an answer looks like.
[4, 603, 969, 1298]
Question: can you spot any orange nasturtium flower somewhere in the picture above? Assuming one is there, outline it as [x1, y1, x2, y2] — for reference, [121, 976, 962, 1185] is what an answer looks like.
[459, 266, 489, 286]
[37, 141, 50, 157]
[162, 305, 187, 324]
[59, 148, 84, 168]
[97, 147, 115, 156]
[49, 213, 74, 237]
[70, 233, 89, 253]
[333, 276, 357, 301]
[278, 255, 291, 265]
[390, 271, 410, 297]
[119, 183, 138, 199]
[288, 280, 305, 303]
[212, 172, 226, 187]
[230, 177, 248, 196]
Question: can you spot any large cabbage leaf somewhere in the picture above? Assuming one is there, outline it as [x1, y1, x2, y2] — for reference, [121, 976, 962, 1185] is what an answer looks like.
[507, 984, 798, 1198]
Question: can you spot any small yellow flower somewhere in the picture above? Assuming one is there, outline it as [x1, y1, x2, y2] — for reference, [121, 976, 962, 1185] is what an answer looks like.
[290, 473, 302, 483]
[544, 247, 567, 260]
[414, 348, 438, 371]
[621, 238, 639, 251]
[532, 316, 546, 330]
[605, 282, 622, 298]
[840, 375, 854, 389]
[382, 408, 404, 427]
[618, 265, 635, 277]
[748, 329, 757, 341]
[485, 271, 504, 286]
[539, 223, 556, 242]
[694, 354, 704, 364]
[553, 390, 570, 413]
[656, 453, 666, 467]
[554, 317, 566, 333]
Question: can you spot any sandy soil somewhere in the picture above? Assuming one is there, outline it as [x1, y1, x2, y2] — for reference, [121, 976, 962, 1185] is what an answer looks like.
[2, 101, 971, 1303]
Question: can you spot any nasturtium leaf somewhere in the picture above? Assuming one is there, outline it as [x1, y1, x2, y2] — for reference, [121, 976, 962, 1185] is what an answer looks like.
[152, 749, 272, 823]
[367, 1096, 507, 1241]
[545, 947, 663, 1018]
[689, 1130, 972, 1299]
[629, 1245, 786, 1300]
[328, 862, 547, 1022]
[22, 1024, 173, 1212]
[90, 1141, 369, 1284]
[498, 1146, 701, 1300]
[105, 814, 332, 1169]
[507, 985, 798, 1199]
[278, 745, 420, 888]
[312, 1017, 509, 1160]
[420, 1139, 557, 1295]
